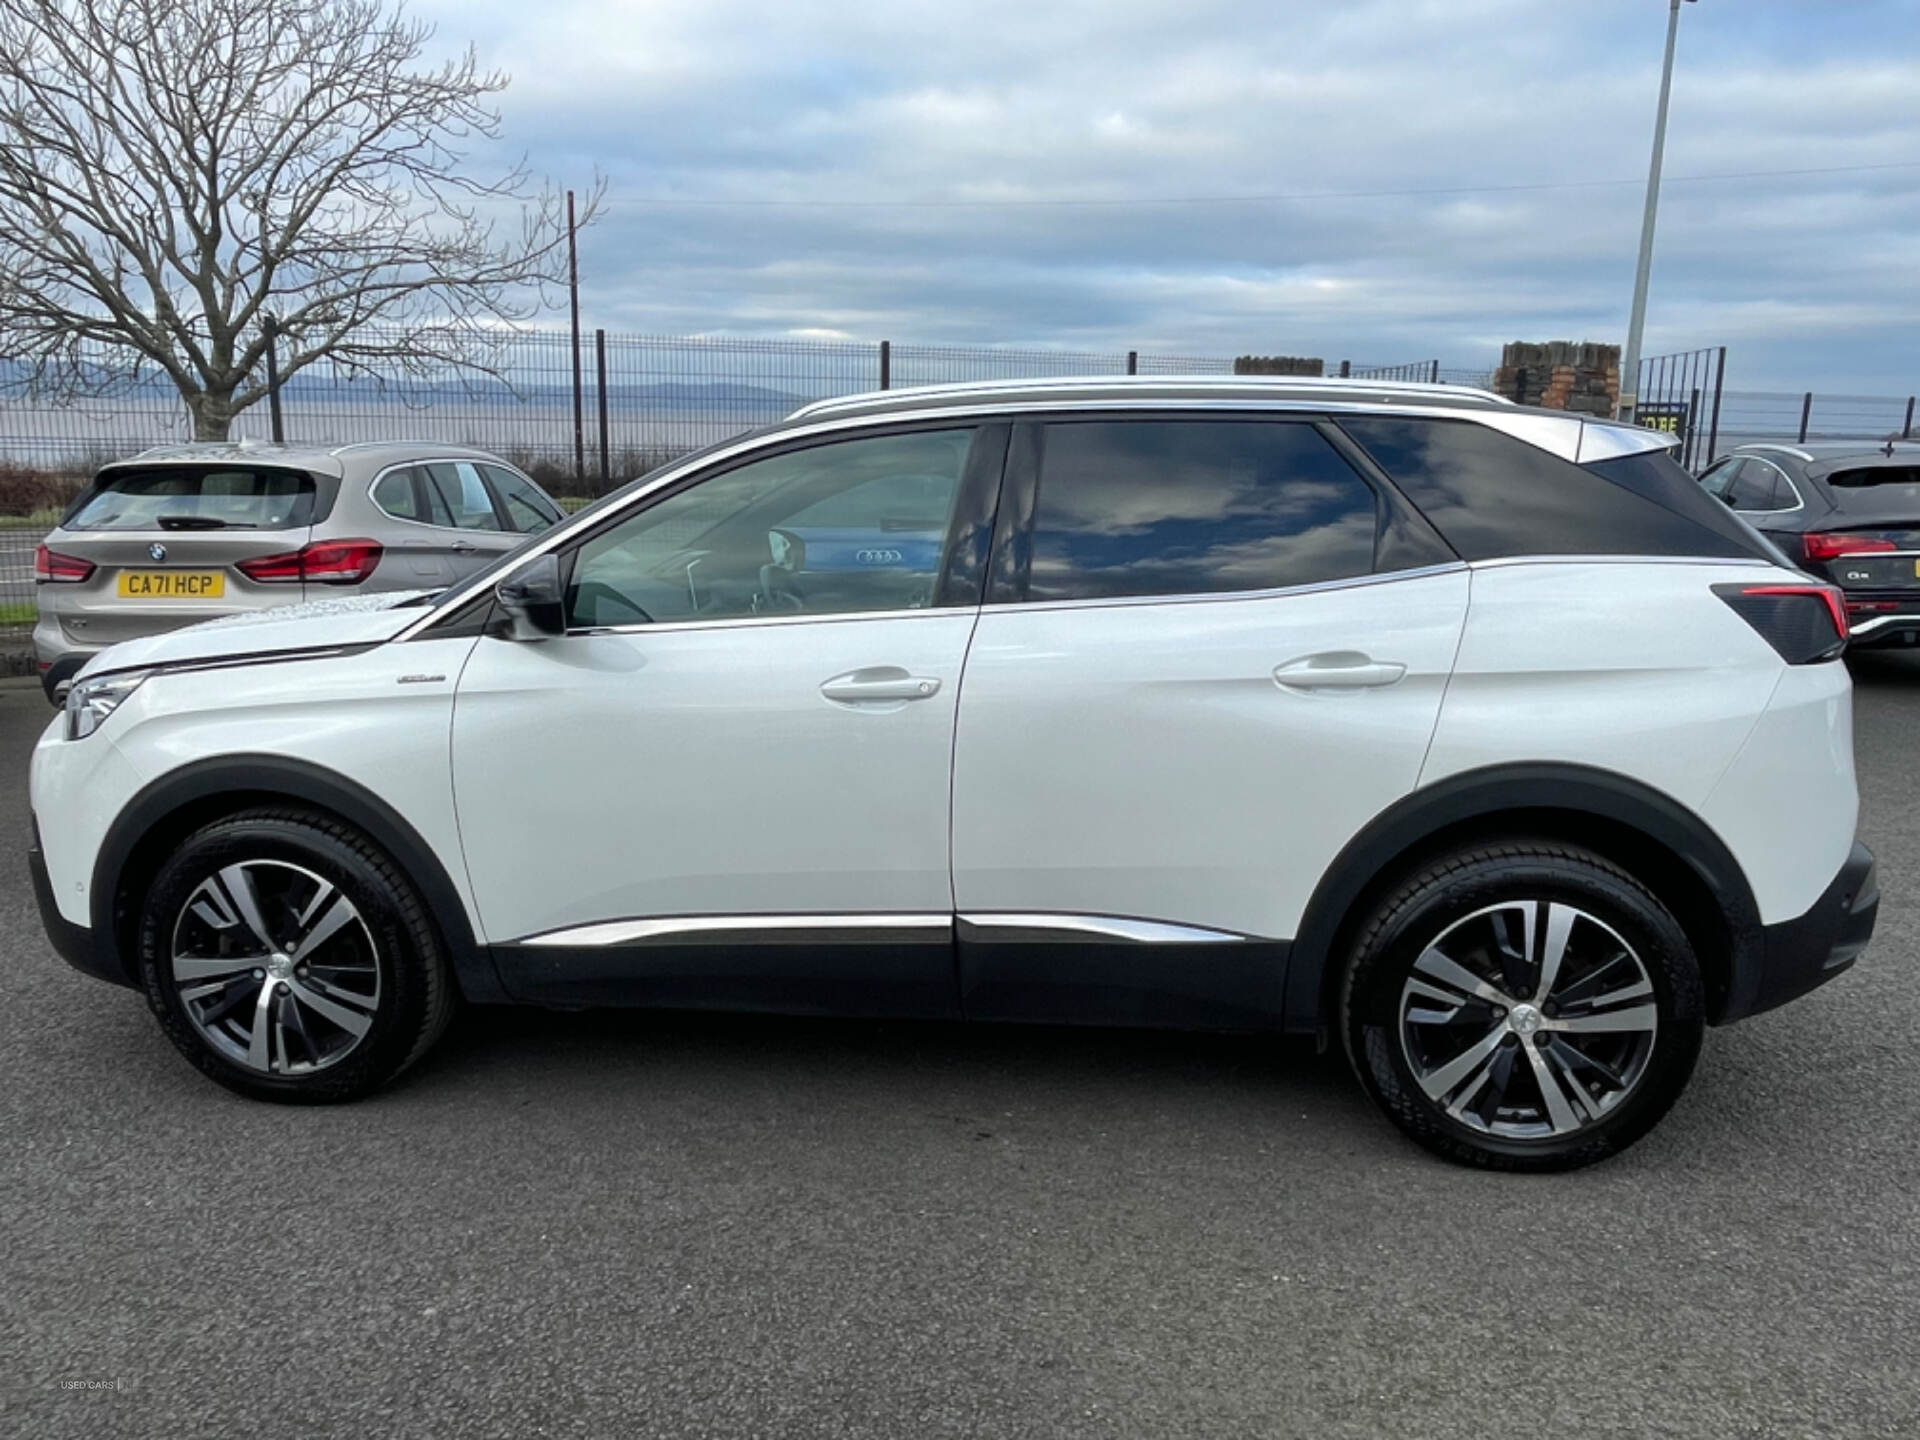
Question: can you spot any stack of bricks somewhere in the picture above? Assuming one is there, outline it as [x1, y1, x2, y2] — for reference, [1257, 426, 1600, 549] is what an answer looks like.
[1233, 355, 1325, 377]
[1492, 341, 1619, 416]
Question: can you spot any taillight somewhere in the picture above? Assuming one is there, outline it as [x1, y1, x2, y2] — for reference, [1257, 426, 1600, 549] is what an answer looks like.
[237, 538, 383, 586]
[34, 544, 94, 583]
[1803, 532, 1897, 563]
[1714, 582, 1847, 664]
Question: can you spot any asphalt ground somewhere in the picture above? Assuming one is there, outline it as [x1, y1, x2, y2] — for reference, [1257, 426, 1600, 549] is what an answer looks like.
[5, 658, 1920, 1438]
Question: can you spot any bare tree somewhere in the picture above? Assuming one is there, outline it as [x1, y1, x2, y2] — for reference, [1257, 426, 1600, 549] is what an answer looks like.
[0, 0, 598, 438]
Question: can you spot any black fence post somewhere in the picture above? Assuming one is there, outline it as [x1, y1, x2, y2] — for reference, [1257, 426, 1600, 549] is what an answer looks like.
[1339, 360, 1351, 378]
[1429, 360, 1440, 384]
[879, 340, 890, 391]
[262, 314, 285, 443]
[1126, 350, 1137, 376]
[595, 329, 610, 489]
[1798, 392, 1813, 444]
[567, 189, 584, 482]
[1706, 347, 1725, 464]
[1904, 396, 1915, 440]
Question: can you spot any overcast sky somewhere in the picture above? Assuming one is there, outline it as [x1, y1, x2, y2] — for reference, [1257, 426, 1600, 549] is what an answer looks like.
[417, 0, 1920, 390]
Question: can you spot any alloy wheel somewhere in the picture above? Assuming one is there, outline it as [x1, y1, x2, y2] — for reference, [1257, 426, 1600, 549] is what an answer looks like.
[169, 859, 382, 1076]
[1398, 899, 1659, 1139]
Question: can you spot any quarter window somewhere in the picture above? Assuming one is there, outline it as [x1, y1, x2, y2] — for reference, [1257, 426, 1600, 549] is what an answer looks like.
[565, 428, 976, 627]
[1021, 420, 1380, 602]
[371, 467, 429, 523]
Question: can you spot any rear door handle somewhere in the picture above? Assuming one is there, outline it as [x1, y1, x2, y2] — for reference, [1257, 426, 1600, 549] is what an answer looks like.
[820, 667, 943, 704]
[450, 540, 479, 555]
[1273, 652, 1407, 691]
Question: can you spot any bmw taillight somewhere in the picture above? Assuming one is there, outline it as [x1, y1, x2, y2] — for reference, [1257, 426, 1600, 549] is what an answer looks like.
[1803, 532, 1897, 563]
[1714, 582, 1848, 664]
[237, 538, 383, 585]
[34, 544, 94, 583]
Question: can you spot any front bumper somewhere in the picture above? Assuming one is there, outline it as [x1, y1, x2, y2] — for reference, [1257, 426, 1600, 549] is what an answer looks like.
[1720, 841, 1877, 1023]
[28, 817, 132, 989]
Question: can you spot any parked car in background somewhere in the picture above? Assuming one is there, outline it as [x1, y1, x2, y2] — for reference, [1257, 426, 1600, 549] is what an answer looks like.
[32, 441, 563, 702]
[30, 378, 1876, 1171]
[1699, 441, 1920, 650]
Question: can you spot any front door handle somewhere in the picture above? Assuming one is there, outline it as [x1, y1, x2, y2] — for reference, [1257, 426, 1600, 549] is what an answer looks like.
[451, 540, 479, 555]
[820, 667, 943, 704]
[1273, 652, 1407, 691]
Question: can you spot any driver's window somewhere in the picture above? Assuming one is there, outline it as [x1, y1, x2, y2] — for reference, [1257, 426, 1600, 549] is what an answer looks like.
[565, 427, 977, 628]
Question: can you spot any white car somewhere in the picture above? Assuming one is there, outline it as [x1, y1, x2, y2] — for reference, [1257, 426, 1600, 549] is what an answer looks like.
[29, 377, 1877, 1170]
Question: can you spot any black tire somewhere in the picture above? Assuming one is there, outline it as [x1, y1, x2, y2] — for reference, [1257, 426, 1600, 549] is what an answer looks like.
[137, 808, 456, 1103]
[1341, 840, 1704, 1172]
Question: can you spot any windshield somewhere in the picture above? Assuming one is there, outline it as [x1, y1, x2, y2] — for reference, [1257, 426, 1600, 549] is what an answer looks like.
[64, 466, 316, 531]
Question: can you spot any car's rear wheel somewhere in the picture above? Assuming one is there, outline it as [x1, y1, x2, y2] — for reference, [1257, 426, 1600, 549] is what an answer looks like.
[1341, 841, 1704, 1171]
[137, 809, 455, 1102]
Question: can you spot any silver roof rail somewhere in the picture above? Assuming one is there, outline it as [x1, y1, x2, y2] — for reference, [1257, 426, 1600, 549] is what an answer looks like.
[786, 374, 1513, 422]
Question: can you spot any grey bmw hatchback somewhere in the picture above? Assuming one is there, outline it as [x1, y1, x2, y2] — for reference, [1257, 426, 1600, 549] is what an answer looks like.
[33, 440, 564, 701]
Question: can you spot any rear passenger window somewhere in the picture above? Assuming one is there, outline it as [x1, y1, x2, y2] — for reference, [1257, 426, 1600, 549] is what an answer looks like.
[1340, 417, 1755, 562]
[482, 464, 562, 534]
[424, 463, 504, 530]
[1725, 461, 1785, 512]
[1023, 421, 1380, 602]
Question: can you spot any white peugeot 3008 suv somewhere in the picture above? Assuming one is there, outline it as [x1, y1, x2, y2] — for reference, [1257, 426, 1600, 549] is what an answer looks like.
[29, 378, 1877, 1170]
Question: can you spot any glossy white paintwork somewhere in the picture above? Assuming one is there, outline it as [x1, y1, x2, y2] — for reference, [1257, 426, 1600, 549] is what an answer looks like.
[73, 590, 432, 680]
[27, 401, 1855, 971]
[949, 568, 1471, 941]
[34, 635, 482, 932]
[1422, 560, 1794, 809]
[1700, 660, 1857, 923]
[450, 613, 976, 942]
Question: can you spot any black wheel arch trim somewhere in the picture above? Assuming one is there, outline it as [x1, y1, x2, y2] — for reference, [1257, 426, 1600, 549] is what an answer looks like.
[88, 753, 505, 1002]
[1285, 762, 1765, 1034]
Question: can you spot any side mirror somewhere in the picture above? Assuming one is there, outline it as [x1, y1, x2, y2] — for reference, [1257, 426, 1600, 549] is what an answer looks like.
[493, 552, 566, 640]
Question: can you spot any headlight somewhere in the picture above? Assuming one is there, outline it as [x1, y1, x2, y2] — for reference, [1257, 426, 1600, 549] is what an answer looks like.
[64, 670, 150, 741]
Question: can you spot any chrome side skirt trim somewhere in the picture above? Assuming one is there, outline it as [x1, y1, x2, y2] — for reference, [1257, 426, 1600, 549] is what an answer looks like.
[517, 912, 1259, 948]
[958, 913, 1251, 944]
[519, 913, 952, 948]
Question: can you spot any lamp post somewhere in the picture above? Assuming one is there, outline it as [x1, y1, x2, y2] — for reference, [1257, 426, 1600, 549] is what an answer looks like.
[1617, 0, 1695, 426]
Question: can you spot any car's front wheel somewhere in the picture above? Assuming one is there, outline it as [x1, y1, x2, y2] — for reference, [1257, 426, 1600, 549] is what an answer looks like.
[1341, 841, 1705, 1171]
[137, 809, 455, 1102]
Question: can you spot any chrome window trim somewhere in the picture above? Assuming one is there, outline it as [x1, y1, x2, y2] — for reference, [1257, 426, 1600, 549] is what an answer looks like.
[1740, 444, 1816, 464]
[393, 398, 1601, 642]
[519, 913, 952, 947]
[564, 605, 964, 639]
[977, 562, 1467, 618]
[958, 913, 1252, 944]
[368, 457, 551, 535]
[1468, 554, 1776, 571]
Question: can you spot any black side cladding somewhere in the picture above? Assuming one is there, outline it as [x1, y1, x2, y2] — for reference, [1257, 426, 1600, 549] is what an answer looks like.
[1338, 417, 1775, 563]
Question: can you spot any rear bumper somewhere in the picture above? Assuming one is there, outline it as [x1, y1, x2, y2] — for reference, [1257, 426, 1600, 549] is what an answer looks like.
[1845, 610, 1920, 648]
[29, 818, 132, 989]
[1719, 841, 1877, 1023]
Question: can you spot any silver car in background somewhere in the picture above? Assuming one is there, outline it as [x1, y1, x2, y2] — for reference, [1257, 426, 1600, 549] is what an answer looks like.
[33, 441, 564, 701]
